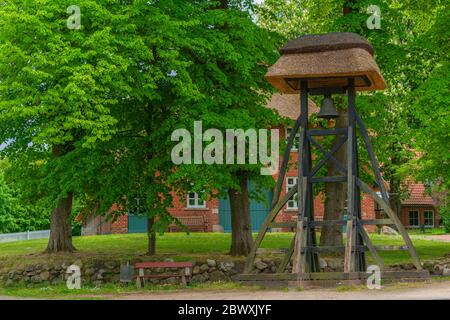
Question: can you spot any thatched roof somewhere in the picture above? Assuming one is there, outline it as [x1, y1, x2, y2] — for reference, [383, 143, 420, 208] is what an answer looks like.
[267, 93, 318, 120]
[280, 32, 375, 55]
[266, 32, 386, 93]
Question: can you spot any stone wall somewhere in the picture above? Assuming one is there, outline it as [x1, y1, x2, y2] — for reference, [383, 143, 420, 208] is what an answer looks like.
[1, 257, 449, 287]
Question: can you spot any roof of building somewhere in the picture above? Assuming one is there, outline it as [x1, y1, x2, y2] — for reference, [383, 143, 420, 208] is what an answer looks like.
[401, 182, 437, 206]
[267, 93, 319, 121]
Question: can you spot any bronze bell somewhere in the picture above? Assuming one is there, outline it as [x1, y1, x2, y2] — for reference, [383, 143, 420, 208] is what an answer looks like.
[318, 94, 339, 119]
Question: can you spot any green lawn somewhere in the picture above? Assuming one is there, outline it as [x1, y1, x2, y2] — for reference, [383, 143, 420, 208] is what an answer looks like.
[0, 232, 449, 271]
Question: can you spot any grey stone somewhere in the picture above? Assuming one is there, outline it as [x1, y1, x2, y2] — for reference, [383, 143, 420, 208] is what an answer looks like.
[401, 263, 415, 270]
[72, 259, 83, 268]
[319, 258, 328, 269]
[193, 266, 201, 275]
[208, 270, 227, 282]
[191, 273, 207, 284]
[432, 264, 443, 275]
[85, 268, 95, 276]
[8, 270, 15, 279]
[200, 264, 209, 272]
[164, 258, 175, 263]
[5, 279, 14, 287]
[165, 277, 179, 285]
[326, 259, 343, 270]
[219, 261, 235, 271]
[40, 271, 50, 281]
[254, 260, 268, 271]
[381, 226, 398, 236]
[31, 275, 41, 283]
[105, 261, 116, 269]
[206, 259, 217, 267]
[442, 268, 450, 276]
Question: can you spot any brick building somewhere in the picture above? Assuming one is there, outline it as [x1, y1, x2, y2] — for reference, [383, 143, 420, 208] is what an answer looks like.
[399, 181, 440, 228]
[82, 94, 435, 235]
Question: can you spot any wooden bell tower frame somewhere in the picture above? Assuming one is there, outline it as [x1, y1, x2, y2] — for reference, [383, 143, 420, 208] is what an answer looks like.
[238, 33, 430, 286]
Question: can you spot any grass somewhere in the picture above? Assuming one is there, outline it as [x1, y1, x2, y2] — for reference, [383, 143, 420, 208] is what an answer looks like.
[407, 228, 447, 235]
[0, 232, 448, 271]
[0, 281, 255, 300]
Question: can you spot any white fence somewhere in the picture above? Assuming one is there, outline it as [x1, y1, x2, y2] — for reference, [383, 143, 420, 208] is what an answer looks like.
[0, 230, 50, 243]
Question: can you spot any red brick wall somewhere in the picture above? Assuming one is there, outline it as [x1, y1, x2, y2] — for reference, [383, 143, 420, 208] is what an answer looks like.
[167, 194, 219, 232]
[400, 205, 439, 228]
[111, 215, 128, 234]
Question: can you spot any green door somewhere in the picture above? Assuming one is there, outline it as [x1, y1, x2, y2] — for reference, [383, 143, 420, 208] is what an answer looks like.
[219, 183, 273, 232]
[128, 214, 147, 233]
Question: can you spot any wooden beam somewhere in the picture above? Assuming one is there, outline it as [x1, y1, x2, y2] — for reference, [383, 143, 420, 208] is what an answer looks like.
[356, 178, 423, 270]
[308, 128, 348, 136]
[357, 224, 386, 270]
[309, 219, 347, 227]
[355, 112, 389, 203]
[268, 221, 296, 229]
[344, 78, 356, 273]
[277, 235, 296, 273]
[310, 175, 347, 183]
[310, 135, 348, 176]
[360, 219, 394, 225]
[292, 218, 305, 274]
[244, 183, 298, 273]
[309, 136, 347, 174]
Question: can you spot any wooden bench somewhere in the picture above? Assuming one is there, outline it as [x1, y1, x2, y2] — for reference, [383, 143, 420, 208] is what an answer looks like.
[134, 262, 193, 288]
[168, 216, 208, 232]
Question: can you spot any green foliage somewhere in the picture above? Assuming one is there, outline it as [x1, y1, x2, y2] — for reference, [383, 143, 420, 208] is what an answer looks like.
[256, 0, 449, 195]
[0, 161, 49, 233]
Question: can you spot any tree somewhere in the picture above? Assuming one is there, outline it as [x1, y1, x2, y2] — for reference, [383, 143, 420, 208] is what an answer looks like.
[0, 0, 159, 252]
[166, 0, 282, 256]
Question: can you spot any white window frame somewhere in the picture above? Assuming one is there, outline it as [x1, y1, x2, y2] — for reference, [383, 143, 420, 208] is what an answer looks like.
[286, 128, 300, 151]
[286, 177, 298, 210]
[424, 210, 434, 227]
[186, 192, 206, 209]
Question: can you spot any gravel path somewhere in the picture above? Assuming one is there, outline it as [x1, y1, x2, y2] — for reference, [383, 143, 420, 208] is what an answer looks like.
[424, 235, 450, 242]
[112, 281, 450, 300]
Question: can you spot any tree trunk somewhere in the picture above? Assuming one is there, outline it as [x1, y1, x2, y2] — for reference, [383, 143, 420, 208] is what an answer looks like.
[229, 178, 253, 256]
[389, 171, 402, 219]
[320, 109, 348, 247]
[147, 216, 156, 255]
[45, 192, 76, 253]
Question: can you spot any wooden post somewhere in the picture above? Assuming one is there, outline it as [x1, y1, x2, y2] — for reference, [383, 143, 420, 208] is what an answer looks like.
[136, 268, 144, 288]
[344, 78, 357, 273]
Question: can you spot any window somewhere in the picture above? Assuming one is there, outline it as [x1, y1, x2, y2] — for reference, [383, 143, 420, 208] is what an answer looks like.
[286, 177, 298, 210]
[286, 128, 300, 151]
[409, 211, 419, 227]
[187, 192, 206, 208]
[424, 210, 434, 227]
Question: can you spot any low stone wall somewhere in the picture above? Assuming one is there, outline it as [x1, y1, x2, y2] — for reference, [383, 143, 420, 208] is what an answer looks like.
[1, 257, 449, 287]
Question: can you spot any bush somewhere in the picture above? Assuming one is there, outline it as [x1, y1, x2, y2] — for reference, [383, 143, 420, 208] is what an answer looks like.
[440, 204, 450, 233]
